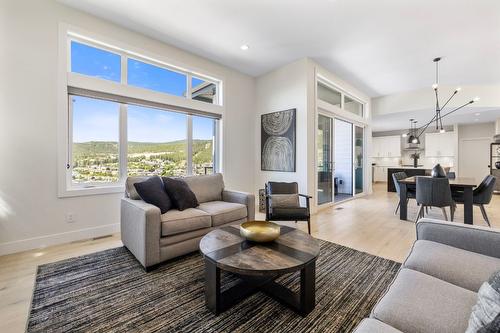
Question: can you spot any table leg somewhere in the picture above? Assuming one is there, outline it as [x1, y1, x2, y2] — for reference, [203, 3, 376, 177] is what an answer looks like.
[463, 187, 474, 225]
[400, 183, 408, 221]
[300, 260, 316, 315]
[205, 258, 221, 315]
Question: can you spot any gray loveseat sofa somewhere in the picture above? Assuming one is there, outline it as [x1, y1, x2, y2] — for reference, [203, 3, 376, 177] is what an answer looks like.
[121, 173, 255, 270]
[355, 218, 500, 333]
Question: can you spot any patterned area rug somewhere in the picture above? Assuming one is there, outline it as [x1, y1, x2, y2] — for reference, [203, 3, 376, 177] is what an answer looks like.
[27, 241, 400, 333]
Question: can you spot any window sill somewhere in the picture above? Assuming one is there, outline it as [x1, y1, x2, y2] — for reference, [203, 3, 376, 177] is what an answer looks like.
[58, 184, 124, 198]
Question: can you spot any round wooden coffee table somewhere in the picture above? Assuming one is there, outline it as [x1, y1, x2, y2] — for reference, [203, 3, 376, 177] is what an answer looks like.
[199, 223, 320, 316]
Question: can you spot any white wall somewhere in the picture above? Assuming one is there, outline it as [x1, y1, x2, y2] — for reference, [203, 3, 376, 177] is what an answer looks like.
[0, 0, 255, 254]
[458, 122, 495, 139]
[254, 59, 309, 196]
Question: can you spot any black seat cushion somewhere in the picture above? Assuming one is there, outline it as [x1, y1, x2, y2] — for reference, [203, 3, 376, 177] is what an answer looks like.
[134, 176, 172, 214]
[271, 207, 309, 220]
[162, 177, 199, 211]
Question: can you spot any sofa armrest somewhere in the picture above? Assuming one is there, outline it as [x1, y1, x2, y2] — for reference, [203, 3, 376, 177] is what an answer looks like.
[120, 198, 162, 268]
[416, 218, 500, 258]
[222, 190, 255, 221]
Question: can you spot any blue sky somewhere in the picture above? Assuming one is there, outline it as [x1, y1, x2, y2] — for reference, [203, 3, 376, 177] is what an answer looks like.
[71, 41, 214, 143]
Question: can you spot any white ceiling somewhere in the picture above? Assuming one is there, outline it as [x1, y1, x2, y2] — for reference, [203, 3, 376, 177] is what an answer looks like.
[372, 107, 500, 132]
[59, 0, 500, 97]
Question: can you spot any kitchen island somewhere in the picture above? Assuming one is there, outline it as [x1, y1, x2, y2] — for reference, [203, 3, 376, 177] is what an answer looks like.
[387, 167, 429, 192]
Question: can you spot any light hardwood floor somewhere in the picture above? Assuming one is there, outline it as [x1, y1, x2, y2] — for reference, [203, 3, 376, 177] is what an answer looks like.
[0, 182, 498, 332]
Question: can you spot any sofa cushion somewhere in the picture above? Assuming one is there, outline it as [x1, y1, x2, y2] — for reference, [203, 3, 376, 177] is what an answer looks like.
[133, 176, 172, 214]
[354, 319, 403, 333]
[404, 240, 500, 292]
[197, 201, 247, 227]
[160, 208, 211, 236]
[183, 173, 224, 203]
[125, 176, 149, 200]
[372, 268, 477, 333]
[162, 177, 199, 211]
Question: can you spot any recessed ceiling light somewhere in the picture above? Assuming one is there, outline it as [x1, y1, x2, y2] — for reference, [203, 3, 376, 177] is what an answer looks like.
[475, 113, 480, 116]
[240, 44, 249, 51]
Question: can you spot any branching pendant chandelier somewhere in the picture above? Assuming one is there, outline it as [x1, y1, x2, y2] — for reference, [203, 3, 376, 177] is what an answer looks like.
[403, 57, 480, 143]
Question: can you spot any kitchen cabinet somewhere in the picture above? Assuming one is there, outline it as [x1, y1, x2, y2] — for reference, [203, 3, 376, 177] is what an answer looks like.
[374, 166, 389, 182]
[425, 132, 455, 157]
[372, 136, 401, 158]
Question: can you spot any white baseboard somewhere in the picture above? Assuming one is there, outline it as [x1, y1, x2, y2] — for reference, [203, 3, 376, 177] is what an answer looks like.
[0, 223, 120, 256]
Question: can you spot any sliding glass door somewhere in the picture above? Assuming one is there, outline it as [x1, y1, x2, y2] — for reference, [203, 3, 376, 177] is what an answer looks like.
[317, 115, 334, 205]
[317, 114, 365, 205]
[355, 126, 364, 194]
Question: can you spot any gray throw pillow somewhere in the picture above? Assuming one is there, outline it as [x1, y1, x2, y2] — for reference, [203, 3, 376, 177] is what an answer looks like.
[466, 270, 500, 333]
[270, 194, 300, 208]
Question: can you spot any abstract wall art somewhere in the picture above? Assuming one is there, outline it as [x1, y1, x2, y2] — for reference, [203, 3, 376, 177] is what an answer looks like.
[261, 109, 296, 172]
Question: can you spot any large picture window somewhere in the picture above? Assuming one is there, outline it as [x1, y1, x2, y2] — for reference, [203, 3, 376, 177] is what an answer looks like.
[192, 116, 216, 175]
[127, 105, 188, 177]
[71, 96, 120, 183]
[69, 95, 218, 186]
[62, 32, 223, 194]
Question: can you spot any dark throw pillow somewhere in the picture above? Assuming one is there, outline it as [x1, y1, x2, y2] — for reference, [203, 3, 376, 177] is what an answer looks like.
[133, 176, 172, 214]
[162, 177, 199, 211]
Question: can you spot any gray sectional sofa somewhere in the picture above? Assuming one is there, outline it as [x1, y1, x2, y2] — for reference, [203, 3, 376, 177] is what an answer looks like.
[355, 218, 500, 333]
[120, 173, 255, 270]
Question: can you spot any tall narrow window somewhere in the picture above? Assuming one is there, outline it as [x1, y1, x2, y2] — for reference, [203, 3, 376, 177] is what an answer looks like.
[127, 105, 188, 177]
[70, 41, 121, 82]
[127, 58, 187, 97]
[71, 96, 120, 184]
[192, 116, 216, 175]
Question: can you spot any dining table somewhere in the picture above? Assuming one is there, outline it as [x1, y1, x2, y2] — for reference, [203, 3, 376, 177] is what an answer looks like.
[398, 176, 477, 225]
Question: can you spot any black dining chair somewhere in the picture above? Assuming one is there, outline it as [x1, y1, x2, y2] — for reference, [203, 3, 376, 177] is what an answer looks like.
[265, 182, 312, 234]
[415, 177, 455, 222]
[392, 172, 416, 215]
[453, 175, 496, 227]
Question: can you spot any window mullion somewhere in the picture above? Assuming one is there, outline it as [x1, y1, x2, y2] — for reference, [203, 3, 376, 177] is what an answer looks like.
[187, 115, 193, 175]
[121, 53, 127, 85]
[187, 74, 192, 99]
[119, 104, 128, 182]
[67, 95, 74, 187]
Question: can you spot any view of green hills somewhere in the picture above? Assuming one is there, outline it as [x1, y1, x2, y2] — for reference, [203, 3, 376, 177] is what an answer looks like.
[72, 139, 213, 183]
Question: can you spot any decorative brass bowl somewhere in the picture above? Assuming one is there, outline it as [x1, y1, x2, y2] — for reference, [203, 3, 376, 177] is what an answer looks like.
[240, 221, 281, 242]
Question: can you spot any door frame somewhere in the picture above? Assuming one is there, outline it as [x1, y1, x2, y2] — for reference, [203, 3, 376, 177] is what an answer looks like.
[314, 74, 370, 210]
[316, 109, 367, 208]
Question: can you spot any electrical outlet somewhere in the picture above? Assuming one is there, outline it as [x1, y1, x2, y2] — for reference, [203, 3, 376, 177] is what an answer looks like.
[66, 213, 76, 223]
